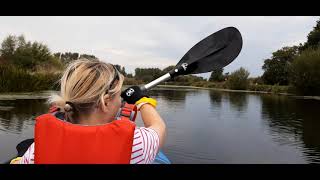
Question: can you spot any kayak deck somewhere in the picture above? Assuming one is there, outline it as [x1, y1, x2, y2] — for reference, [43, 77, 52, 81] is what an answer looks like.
[153, 150, 171, 164]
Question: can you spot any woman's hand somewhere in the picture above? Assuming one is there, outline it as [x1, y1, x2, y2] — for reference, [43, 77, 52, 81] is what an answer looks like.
[121, 86, 148, 104]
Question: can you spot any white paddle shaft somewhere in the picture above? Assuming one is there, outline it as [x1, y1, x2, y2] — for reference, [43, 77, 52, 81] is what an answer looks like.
[143, 73, 171, 90]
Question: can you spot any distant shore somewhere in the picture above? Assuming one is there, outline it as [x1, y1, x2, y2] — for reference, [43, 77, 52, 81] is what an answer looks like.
[156, 85, 320, 100]
[158, 84, 283, 93]
[0, 85, 319, 101]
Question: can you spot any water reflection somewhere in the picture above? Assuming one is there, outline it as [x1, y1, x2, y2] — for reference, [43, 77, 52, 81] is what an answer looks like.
[208, 90, 222, 107]
[261, 95, 320, 163]
[227, 92, 248, 112]
[1, 89, 320, 164]
[149, 88, 188, 102]
[148, 88, 201, 110]
[0, 99, 49, 134]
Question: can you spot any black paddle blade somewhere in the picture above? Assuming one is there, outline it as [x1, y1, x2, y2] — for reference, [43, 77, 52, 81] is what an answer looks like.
[169, 27, 243, 77]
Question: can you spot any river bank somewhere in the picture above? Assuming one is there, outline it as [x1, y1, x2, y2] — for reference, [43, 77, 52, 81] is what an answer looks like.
[156, 85, 320, 100]
[0, 85, 319, 101]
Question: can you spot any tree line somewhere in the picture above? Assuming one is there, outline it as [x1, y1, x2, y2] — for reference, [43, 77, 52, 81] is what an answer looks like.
[207, 19, 320, 95]
[260, 19, 320, 95]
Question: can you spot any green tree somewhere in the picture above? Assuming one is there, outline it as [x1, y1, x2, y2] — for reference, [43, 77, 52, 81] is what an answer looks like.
[79, 54, 98, 60]
[209, 68, 224, 82]
[162, 65, 175, 74]
[53, 52, 61, 59]
[249, 76, 263, 85]
[262, 46, 299, 85]
[13, 40, 52, 70]
[302, 19, 320, 50]
[289, 48, 320, 95]
[54, 52, 79, 65]
[226, 67, 250, 90]
[0, 35, 56, 71]
[0, 35, 18, 58]
[54, 52, 98, 65]
[135, 68, 162, 82]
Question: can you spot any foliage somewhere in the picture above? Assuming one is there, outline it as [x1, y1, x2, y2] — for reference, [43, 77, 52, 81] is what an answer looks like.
[289, 48, 320, 95]
[226, 67, 250, 90]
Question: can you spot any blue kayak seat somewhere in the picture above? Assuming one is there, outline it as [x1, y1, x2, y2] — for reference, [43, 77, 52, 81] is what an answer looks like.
[153, 150, 171, 164]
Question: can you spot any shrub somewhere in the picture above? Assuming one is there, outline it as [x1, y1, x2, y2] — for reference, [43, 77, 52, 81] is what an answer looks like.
[226, 67, 250, 90]
[289, 48, 320, 95]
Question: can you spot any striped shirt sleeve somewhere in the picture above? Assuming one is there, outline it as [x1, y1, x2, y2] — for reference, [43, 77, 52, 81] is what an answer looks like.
[130, 127, 160, 164]
[18, 142, 35, 164]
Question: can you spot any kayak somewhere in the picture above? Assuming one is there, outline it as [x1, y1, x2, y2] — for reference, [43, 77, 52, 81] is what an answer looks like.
[153, 150, 171, 164]
[6, 138, 171, 164]
[6, 151, 171, 164]
[5, 150, 171, 164]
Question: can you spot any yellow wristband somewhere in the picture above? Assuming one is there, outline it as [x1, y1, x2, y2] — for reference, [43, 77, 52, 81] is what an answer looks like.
[10, 157, 22, 164]
[135, 97, 157, 110]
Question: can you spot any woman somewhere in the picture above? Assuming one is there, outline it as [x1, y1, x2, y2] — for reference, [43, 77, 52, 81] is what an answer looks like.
[11, 58, 166, 164]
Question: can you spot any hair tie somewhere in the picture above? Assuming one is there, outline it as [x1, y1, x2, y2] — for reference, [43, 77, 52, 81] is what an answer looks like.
[65, 101, 76, 112]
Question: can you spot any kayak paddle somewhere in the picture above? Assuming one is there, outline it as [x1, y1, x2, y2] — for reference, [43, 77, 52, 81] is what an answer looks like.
[141, 26, 243, 91]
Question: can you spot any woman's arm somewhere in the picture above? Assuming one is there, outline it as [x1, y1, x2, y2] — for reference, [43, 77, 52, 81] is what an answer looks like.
[139, 104, 166, 149]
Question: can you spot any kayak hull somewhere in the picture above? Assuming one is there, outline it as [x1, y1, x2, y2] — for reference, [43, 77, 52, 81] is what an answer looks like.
[153, 150, 171, 164]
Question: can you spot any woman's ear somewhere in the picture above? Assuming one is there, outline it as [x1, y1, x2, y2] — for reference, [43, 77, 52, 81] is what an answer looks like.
[100, 94, 111, 113]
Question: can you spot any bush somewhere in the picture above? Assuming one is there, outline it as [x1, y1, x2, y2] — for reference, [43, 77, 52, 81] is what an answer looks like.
[0, 65, 60, 92]
[271, 84, 289, 94]
[1, 35, 64, 73]
[207, 82, 226, 89]
[248, 84, 289, 94]
[248, 84, 272, 92]
[209, 68, 224, 82]
[123, 77, 144, 85]
[191, 81, 209, 88]
[289, 48, 320, 95]
[226, 67, 250, 90]
[249, 76, 263, 85]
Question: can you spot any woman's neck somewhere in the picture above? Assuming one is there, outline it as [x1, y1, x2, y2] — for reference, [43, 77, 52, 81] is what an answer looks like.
[78, 112, 114, 125]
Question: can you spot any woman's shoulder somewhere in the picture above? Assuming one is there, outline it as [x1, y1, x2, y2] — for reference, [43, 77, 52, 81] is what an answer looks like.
[134, 127, 160, 139]
[133, 127, 160, 152]
[131, 127, 160, 164]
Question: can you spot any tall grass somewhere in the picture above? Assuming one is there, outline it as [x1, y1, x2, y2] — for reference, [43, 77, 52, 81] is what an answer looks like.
[0, 65, 61, 92]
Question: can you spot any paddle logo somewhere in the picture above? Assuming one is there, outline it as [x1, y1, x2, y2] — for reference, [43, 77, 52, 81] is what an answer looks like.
[126, 88, 135, 96]
[181, 63, 188, 71]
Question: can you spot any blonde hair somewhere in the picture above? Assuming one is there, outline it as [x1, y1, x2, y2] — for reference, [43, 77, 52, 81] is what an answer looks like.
[48, 58, 124, 123]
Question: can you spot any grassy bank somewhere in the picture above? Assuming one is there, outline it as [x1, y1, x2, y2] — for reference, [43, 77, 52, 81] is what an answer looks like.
[0, 64, 300, 97]
[0, 66, 290, 95]
[157, 84, 291, 94]
[0, 65, 60, 93]
[158, 81, 290, 94]
[123, 84, 320, 100]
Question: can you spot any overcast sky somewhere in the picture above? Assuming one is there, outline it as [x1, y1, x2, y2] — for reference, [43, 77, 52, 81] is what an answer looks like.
[0, 16, 319, 78]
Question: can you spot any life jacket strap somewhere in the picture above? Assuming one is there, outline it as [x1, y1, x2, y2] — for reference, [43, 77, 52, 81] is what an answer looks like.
[117, 102, 137, 122]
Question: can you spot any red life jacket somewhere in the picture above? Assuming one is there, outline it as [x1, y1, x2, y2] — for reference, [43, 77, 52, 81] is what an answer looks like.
[34, 103, 137, 164]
